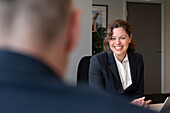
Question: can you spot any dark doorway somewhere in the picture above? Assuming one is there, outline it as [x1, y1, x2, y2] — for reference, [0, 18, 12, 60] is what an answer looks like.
[127, 2, 161, 94]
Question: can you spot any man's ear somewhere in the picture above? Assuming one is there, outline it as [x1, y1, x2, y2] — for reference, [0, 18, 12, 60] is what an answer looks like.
[66, 8, 81, 53]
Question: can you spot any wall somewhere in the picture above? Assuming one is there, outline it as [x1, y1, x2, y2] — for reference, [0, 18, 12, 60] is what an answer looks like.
[64, 0, 92, 85]
[163, 0, 170, 93]
[93, 0, 123, 24]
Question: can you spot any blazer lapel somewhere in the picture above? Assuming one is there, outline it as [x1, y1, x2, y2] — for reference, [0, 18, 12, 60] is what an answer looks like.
[107, 52, 122, 86]
[128, 51, 137, 88]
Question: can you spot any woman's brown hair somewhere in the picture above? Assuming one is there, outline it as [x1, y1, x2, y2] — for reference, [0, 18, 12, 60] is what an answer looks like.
[103, 19, 136, 52]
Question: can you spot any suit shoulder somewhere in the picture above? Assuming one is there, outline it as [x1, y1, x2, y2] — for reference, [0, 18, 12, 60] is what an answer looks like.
[129, 52, 143, 64]
[90, 51, 108, 65]
[63, 86, 154, 113]
[91, 51, 108, 60]
[134, 52, 143, 60]
[134, 52, 142, 57]
[129, 51, 143, 59]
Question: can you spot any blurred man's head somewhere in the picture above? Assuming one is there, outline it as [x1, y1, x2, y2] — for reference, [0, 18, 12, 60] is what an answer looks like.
[0, 0, 81, 78]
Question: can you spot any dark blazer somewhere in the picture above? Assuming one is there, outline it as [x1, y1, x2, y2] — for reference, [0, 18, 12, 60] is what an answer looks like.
[0, 50, 153, 113]
[89, 51, 144, 100]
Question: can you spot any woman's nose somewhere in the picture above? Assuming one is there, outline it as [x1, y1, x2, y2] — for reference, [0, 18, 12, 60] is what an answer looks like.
[115, 39, 121, 44]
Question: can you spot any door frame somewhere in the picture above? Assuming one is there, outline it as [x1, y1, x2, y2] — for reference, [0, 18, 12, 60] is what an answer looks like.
[123, 0, 167, 93]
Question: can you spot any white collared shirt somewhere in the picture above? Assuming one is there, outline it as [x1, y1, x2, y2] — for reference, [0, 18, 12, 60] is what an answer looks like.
[114, 53, 132, 90]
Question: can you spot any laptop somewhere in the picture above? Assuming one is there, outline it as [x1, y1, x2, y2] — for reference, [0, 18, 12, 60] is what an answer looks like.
[159, 96, 170, 113]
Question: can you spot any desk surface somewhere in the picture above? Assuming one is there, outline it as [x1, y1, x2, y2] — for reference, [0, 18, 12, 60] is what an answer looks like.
[149, 103, 163, 112]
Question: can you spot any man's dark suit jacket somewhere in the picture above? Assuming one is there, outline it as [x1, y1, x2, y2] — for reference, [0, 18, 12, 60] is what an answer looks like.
[89, 51, 144, 100]
[0, 50, 153, 113]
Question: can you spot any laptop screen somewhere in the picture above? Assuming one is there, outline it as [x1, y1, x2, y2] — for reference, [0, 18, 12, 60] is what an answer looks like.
[160, 96, 170, 113]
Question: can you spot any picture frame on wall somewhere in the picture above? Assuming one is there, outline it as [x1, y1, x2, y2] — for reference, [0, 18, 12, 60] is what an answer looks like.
[92, 4, 108, 55]
[92, 4, 108, 31]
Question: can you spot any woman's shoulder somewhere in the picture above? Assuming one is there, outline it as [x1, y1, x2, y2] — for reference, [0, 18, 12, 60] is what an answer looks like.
[128, 51, 143, 63]
[91, 51, 108, 59]
[91, 51, 109, 64]
[128, 51, 143, 58]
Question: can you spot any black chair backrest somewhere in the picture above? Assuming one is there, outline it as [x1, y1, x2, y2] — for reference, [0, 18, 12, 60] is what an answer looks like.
[77, 56, 91, 86]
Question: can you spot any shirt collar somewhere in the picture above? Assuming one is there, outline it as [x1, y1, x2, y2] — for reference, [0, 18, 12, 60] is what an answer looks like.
[123, 54, 128, 62]
[113, 53, 129, 63]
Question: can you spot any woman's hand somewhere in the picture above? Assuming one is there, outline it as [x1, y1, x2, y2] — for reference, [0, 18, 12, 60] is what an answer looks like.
[130, 97, 152, 108]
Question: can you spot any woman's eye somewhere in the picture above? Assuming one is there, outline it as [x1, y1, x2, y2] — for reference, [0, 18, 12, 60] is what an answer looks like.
[110, 37, 116, 40]
[120, 37, 126, 39]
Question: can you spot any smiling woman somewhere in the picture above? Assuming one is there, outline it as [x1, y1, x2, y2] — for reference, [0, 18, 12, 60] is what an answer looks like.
[109, 27, 131, 62]
[89, 19, 151, 107]
[103, 19, 136, 54]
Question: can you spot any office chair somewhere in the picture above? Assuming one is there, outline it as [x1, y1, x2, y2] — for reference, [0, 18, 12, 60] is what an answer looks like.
[77, 56, 91, 86]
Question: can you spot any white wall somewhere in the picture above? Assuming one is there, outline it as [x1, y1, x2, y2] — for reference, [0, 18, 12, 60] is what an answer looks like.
[64, 0, 92, 85]
[93, 0, 123, 24]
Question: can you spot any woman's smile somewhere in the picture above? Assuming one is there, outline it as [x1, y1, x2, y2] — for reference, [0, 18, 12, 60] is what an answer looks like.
[114, 46, 123, 50]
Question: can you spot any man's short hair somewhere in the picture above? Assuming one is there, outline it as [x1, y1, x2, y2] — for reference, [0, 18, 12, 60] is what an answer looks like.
[0, 0, 71, 44]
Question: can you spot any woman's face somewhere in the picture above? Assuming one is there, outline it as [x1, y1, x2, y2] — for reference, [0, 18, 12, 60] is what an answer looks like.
[109, 27, 131, 59]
